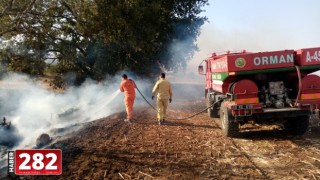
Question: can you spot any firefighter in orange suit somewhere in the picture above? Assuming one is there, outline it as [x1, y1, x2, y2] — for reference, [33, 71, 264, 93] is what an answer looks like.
[152, 73, 172, 125]
[120, 74, 136, 122]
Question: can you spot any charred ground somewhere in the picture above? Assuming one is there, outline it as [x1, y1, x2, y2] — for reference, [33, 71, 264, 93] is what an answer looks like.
[17, 98, 320, 180]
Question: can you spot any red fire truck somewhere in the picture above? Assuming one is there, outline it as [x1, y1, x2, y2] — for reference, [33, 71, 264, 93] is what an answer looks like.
[198, 47, 320, 137]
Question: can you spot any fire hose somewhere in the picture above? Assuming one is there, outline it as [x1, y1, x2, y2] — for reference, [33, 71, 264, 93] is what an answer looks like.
[135, 86, 223, 120]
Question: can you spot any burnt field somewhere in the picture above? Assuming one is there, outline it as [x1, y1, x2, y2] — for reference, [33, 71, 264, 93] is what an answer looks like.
[0, 82, 320, 179]
[18, 98, 320, 180]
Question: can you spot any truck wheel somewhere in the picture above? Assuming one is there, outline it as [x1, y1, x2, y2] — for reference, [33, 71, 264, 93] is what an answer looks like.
[220, 102, 239, 137]
[207, 93, 219, 118]
[284, 115, 309, 136]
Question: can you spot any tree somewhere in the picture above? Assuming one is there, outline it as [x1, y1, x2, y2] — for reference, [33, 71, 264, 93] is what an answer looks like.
[0, 0, 208, 85]
[0, 41, 46, 76]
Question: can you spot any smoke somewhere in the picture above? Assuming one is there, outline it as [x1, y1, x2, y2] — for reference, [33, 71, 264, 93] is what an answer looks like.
[0, 125, 21, 148]
[155, 29, 206, 102]
[0, 72, 156, 151]
[157, 17, 208, 102]
[0, 70, 202, 152]
[188, 0, 320, 73]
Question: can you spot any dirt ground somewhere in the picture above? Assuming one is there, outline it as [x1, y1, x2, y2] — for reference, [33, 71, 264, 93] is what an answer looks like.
[21, 99, 320, 180]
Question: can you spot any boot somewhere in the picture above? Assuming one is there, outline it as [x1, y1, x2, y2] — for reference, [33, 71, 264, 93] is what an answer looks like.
[124, 119, 131, 122]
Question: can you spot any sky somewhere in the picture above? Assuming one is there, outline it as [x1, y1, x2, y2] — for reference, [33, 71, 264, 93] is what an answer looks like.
[188, 0, 320, 71]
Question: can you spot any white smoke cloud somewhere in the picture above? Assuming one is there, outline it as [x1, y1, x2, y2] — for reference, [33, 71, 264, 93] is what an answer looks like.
[188, 0, 320, 73]
[0, 72, 156, 151]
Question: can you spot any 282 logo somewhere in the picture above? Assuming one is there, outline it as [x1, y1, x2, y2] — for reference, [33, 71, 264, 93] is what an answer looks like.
[14, 149, 62, 175]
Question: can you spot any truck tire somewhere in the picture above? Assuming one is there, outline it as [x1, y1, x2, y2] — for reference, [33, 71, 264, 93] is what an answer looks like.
[220, 101, 239, 137]
[284, 115, 309, 136]
[207, 93, 219, 118]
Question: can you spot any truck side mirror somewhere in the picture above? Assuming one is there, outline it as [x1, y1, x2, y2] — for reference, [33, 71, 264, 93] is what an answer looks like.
[198, 65, 204, 74]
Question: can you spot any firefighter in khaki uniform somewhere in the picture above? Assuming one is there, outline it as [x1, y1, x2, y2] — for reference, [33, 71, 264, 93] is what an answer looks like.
[152, 73, 172, 125]
[120, 74, 136, 122]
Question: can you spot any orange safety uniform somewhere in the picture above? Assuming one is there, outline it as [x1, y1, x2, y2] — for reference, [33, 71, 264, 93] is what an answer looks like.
[120, 79, 136, 119]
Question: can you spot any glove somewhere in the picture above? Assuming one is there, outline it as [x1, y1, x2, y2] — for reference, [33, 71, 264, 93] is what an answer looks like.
[152, 96, 154, 100]
[169, 98, 172, 103]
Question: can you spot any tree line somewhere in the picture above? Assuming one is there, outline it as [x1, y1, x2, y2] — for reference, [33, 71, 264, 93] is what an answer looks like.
[0, 0, 208, 86]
